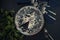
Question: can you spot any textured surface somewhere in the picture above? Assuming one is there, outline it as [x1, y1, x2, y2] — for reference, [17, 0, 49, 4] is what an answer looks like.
[0, 0, 59, 40]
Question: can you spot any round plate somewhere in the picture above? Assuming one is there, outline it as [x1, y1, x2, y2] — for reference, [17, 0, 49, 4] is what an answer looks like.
[15, 6, 44, 35]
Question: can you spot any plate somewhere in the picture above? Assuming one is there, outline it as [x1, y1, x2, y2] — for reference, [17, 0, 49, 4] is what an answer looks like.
[15, 6, 44, 35]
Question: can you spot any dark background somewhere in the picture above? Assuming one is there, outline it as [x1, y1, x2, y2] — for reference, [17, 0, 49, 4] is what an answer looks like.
[0, 0, 60, 40]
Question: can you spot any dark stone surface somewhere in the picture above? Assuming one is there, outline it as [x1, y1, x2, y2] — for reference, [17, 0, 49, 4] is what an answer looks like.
[0, 0, 60, 40]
